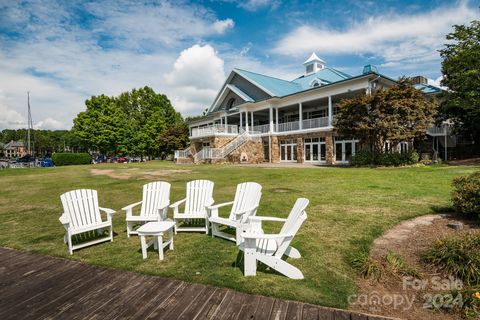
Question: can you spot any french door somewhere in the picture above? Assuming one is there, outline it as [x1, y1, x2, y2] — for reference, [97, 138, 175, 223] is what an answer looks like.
[280, 139, 297, 162]
[304, 138, 326, 163]
[335, 140, 359, 163]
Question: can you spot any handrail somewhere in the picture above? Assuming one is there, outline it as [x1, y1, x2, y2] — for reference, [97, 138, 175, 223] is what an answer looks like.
[193, 129, 250, 163]
[174, 147, 191, 159]
[191, 124, 238, 138]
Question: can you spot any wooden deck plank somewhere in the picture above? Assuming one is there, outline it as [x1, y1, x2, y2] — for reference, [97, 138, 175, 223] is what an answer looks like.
[268, 298, 289, 320]
[156, 283, 207, 320]
[235, 294, 261, 320]
[144, 282, 189, 319]
[193, 288, 231, 320]
[213, 290, 246, 320]
[0, 248, 394, 320]
[128, 278, 183, 319]
[285, 301, 304, 320]
[177, 286, 217, 320]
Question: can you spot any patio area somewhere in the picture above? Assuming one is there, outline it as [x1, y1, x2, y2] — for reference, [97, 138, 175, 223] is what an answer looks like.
[0, 247, 389, 320]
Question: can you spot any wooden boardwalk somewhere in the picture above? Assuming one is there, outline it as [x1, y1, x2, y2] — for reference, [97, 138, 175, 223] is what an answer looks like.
[0, 248, 393, 320]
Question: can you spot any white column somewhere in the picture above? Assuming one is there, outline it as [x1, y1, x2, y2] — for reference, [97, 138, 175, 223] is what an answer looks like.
[251, 112, 254, 130]
[275, 108, 279, 132]
[240, 112, 243, 129]
[225, 116, 228, 126]
[328, 96, 333, 127]
[299, 102, 303, 130]
[245, 112, 249, 133]
[269, 107, 274, 133]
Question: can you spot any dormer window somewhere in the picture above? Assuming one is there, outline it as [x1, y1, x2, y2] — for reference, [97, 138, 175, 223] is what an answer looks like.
[309, 78, 322, 88]
[226, 98, 235, 110]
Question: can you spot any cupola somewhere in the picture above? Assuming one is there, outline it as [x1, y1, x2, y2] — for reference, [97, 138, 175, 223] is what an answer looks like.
[303, 52, 325, 75]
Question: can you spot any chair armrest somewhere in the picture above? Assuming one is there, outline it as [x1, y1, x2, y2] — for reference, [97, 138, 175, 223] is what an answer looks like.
[121, 201, 142, 211]
[99, 207, 116, 222]
[242, 232, 294, 240]
[59, 214, 70, 226]
[169, 198, 186, 208]
[206, 201, 234, 210]
[248, 216, 287, 222]
[206, 201, 233, 219]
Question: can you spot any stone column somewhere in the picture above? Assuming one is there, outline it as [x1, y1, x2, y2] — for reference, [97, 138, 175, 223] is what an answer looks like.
[296, 137, 304, 163]
[271, 136, 280, 163]
[326, 133, 335, 165]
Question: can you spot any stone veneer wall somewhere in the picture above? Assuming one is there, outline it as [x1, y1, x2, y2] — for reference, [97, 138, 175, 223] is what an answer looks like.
[227, 139, 265, 164]
[273, 131, 334, 164]
[188, 131, 336, 165]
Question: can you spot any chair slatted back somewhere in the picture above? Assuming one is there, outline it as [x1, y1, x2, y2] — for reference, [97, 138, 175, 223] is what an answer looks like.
[61, 189, 102, 230]
[229, 182, 262, 222]
[275, 198, 309, 257]
[140, 181, 171, 220]
[184, 180, 214, 215]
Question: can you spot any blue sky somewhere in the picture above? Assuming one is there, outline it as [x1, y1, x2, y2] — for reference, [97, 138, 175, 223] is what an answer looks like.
[0, 0, 478, 129]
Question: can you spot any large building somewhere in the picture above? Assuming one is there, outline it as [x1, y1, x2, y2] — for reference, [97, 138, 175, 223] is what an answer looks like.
[3, 140, 27, 159]
[176, 53, 442, 164]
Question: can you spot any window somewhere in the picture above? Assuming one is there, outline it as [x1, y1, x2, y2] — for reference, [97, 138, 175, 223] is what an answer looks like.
[313, 82, 320, 87]
[306, 64, 314, 74]
[226, 98, 235, 110]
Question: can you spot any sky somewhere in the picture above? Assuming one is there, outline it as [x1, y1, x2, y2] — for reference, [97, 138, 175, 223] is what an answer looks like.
[0, 0, 478, 130]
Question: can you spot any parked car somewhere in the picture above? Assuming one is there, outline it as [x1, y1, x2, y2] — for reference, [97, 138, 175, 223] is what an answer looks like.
[117, 157, 128, 163]
[40, 158, 54, 167]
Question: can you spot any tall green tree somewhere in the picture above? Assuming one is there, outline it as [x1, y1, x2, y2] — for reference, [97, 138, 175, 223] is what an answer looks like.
[72, 95, 126, 154]
[158, 123, 189, 159]
[116, 86, 183, 158]
[440, 20, 480, 141]
[335, 78, 437, 152]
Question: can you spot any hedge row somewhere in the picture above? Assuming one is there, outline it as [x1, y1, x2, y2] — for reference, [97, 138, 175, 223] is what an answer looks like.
[350, 150, 419, 166]
[52, 153, 92, 166]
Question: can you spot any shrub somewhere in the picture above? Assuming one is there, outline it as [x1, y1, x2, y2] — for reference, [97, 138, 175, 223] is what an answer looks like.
[452, 172, 480, 218]
[422, 232, 480, 286]
[350, 150, 419, 166]
[52, 153, 91, 166]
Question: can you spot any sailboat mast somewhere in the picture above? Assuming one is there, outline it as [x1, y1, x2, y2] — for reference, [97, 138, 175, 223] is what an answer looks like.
[27, 91, 31, 155]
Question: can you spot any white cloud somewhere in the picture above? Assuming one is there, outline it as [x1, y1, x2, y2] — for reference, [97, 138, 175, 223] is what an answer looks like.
[0, 1, 236, 129]
[213, 19, 235, 34]
[273, 3, 479, 69]
[0, 101, 26, 129]
[35, 118, 65, 130]
[238, 0, 280, 11]
[165, 44, 226, 114]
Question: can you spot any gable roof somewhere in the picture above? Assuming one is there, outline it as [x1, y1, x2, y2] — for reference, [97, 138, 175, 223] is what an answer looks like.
[303, 52, 325, 65]
[292, 68, 351, 90]
[234, 68, 301, 97]
[414, 83, 443, 94]
[4, 140, 24, 149]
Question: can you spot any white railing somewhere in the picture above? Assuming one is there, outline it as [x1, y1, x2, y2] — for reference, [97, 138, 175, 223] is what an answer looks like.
[191, 124, 238, 138]
[302, 117, 329, 129]
[193, 129, 250, 163]
[252, 124, 270, 133]
[278, 121, 300, 132]
[174, 147, 191, 159]
[427, 126, 450, 136]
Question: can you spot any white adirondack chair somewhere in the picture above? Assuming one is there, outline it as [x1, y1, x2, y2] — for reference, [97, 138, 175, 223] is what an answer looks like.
[239, 198, 309, 279]
[170, 179, 214, 234]
[122, 181, 171, 237]
[207, 182, 262, 244]
[59, 189, 116, 255]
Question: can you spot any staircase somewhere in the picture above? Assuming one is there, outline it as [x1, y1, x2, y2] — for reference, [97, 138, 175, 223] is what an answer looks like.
[193, 130, 256, 163]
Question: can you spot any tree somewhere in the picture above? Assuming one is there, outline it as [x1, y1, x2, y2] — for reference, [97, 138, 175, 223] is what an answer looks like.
[116, 86, 183, 158]
[440, 20, 480, 141]
[72, 95, 126, 154]
[158, 123, 189, 159]
[335, 78, 437, 152]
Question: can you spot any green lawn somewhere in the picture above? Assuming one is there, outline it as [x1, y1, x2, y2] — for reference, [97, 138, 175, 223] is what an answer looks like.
[0, 162, 477, 308]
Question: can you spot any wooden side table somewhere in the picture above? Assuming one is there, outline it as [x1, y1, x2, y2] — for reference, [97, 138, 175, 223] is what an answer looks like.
[137, 221, 175, 260]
